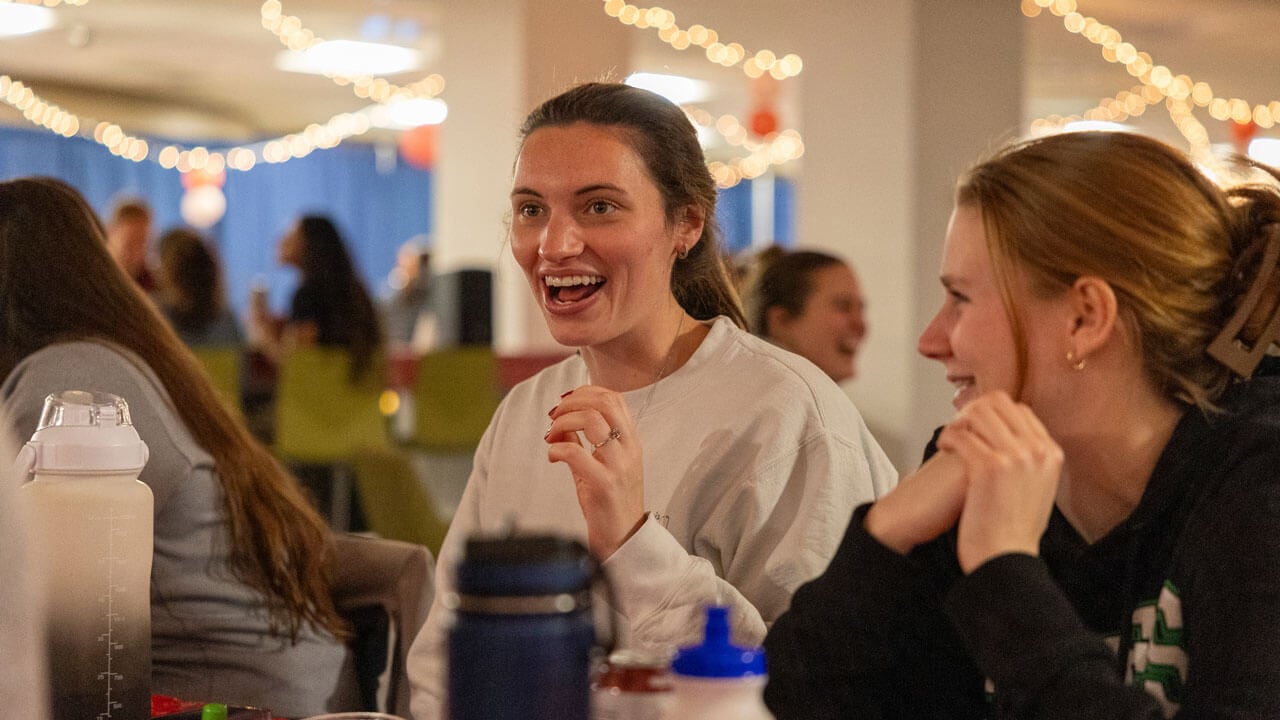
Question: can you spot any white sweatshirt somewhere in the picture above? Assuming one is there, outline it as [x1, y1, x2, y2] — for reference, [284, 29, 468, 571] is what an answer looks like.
[407, 317, 897, 719]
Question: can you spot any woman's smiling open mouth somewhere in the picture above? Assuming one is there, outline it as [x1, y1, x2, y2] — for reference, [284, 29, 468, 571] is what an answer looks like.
[545, 274, 605, 304]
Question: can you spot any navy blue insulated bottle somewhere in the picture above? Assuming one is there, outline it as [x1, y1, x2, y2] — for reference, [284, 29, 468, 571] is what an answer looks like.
[448, 534, 601, 720]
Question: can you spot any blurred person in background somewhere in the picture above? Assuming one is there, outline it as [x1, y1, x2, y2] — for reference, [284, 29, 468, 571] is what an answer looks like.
[0, 177, 358, 718]
[106, 197, 158, 293]
[156, 227, 242, 348]
[250, 214, 384, 382]
[748, 248, 868, 383]
[382, 236, 437, 353]
[407, 82, 898, 720]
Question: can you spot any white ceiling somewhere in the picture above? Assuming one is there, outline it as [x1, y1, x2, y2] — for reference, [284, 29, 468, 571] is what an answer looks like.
[0, 1, 1275, 149]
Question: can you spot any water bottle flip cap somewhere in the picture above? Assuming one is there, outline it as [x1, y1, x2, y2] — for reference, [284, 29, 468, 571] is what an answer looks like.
[21, 390, 148, 474]
[669, 606, 766, 678]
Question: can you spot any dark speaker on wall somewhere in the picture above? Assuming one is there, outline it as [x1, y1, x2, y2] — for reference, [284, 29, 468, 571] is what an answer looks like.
[431, 269, 493, 346]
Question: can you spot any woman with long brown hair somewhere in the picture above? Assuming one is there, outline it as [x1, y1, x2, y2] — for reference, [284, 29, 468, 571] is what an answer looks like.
[0, 177, 355, 717]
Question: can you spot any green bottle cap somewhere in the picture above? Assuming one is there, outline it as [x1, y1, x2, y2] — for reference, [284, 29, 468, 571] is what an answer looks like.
[201, 703, 229, 720]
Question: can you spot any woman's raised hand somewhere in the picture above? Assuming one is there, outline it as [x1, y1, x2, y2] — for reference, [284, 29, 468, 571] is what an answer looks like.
[865, 447, 968, 555]
[545, 386, 647, 561]
[937, 391, 1063, 574]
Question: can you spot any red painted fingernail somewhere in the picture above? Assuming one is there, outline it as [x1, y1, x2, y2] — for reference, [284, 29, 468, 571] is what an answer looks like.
[548, 405, 557, 417]
[560, 390, 574, 398]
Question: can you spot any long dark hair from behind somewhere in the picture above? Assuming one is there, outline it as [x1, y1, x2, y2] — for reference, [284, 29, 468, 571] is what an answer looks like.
[519, 82, 747, 328]
[295, 215, 384, 381]
[158, 227, 225, 334]
[0, 177, 347, 641]
[750, 249, 846, 337]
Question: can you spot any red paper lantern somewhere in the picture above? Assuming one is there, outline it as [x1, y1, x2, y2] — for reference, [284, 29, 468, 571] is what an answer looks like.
[1230, 119, 1258, 154]
[399, 124, 439, 170]
[748, 107, 779, 138]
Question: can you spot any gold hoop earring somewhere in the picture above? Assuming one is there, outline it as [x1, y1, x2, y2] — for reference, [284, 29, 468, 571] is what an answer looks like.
[677, 245, 689, 260]
[1066, 349, 1086, 371]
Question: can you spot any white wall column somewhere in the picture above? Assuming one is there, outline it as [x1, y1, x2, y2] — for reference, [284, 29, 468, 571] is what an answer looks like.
[793, 0, 1023, 471]
[434, 3, 525, 276]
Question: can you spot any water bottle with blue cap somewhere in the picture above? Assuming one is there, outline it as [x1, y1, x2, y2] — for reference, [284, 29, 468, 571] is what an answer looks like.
[659, 605, 774, 720]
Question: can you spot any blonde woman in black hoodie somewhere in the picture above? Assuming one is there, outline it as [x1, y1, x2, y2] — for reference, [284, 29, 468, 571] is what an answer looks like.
[765, 131, 1280, 719]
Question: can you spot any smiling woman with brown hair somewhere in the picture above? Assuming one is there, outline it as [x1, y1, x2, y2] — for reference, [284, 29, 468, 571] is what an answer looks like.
[0, 177, 358, 718]
[406, 82, 897, 719]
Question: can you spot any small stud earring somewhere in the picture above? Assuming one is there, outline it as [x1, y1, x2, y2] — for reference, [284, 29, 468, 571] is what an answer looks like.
[1066, 349, 1086, 371]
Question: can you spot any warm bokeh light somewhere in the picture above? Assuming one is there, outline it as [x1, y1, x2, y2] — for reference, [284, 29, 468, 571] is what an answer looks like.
[262, 1, 445, 107]
[1031, 8, 1280, 153]
[600, 1, 800, 78]
[379, 390, 401, 417]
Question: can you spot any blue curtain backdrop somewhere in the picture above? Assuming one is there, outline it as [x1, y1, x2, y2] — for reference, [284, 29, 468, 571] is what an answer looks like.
[715, 177, 795, 255]
[0, 123, 790, 317]
[0, 124, 431, 318]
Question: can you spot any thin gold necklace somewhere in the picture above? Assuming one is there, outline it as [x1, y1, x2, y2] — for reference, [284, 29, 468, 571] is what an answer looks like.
[588, 312, 685, 422]
[633, 312, 685, 422]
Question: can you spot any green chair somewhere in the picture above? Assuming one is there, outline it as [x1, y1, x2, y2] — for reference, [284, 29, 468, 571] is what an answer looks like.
[350, 447, 450, 557]
[410, 346, 501, 453]
[191, 345, 243, 417]
[275, 347, 390, 530]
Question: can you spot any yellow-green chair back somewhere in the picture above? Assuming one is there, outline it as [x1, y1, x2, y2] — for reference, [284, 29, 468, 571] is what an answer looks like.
[411, 346, 501, 452]
[350, 447, 449, 556]
[275, 347, 390, 464]
[192, 346, 242, 417]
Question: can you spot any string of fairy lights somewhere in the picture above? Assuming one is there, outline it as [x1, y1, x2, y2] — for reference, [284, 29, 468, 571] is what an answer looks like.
[259, 0, 445, 105]
[597, 0, 805, 187]
[1022, 0, 1276, 153]
[599, 0, 801, 80]
[2, 0, 1269, 182]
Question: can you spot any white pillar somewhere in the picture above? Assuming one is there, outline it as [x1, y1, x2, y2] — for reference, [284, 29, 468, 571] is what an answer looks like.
[793, 0, 1023, 471]
[434, 3, 525, 276]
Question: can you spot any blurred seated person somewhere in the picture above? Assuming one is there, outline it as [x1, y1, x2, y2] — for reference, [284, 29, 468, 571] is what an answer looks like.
[382, 237, 437, 354]
[250, 215, 384, 382]
[156, 227, 242, 348]
[0, 177, 358, 718]
[748, 248, 867, 383]
[733, 242, 784, 292]
[106, 196, 158, 293]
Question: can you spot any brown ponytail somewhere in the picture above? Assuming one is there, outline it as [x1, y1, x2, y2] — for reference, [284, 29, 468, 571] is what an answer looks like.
[1210, 162, 1280, 377]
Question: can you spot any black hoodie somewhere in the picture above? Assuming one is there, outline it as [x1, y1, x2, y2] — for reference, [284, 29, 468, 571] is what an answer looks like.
[764, 376, 1280, 719]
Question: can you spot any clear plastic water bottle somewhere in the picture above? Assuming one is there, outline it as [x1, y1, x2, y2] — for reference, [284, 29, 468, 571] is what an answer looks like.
[17, 390, 153, 720]
[447, 534, 602, 720]
[659, 606, 774, 720]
